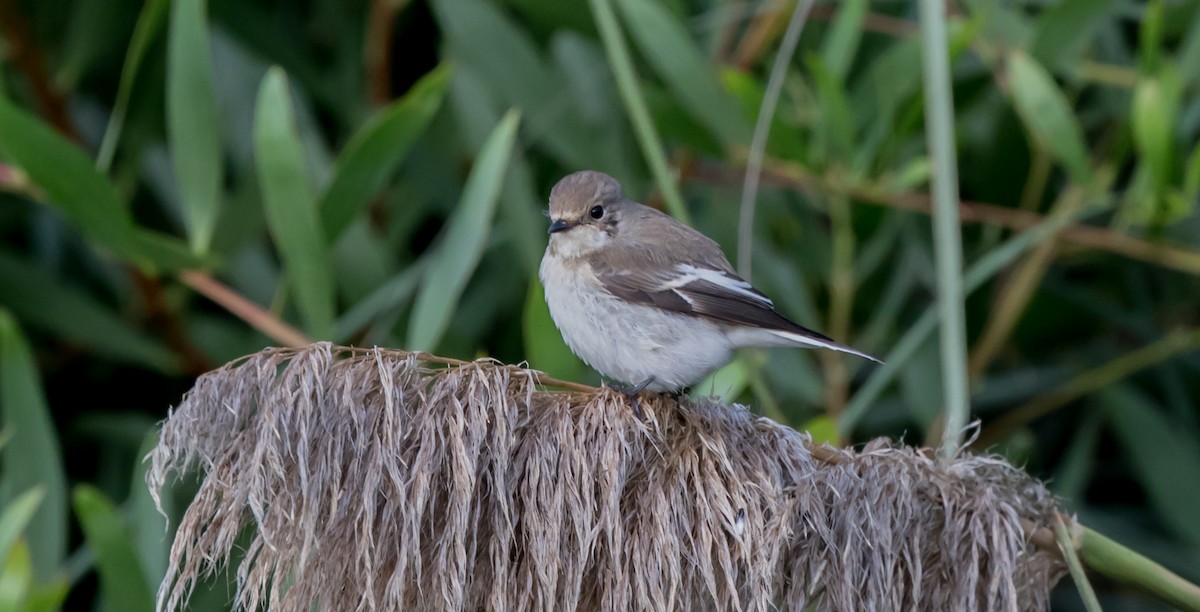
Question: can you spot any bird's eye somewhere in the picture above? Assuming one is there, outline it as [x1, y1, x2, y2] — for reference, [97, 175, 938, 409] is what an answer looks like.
[589, 205, 604, 220]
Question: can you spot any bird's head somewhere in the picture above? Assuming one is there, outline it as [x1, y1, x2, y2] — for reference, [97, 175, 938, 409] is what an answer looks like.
[545, 171, 629, 257]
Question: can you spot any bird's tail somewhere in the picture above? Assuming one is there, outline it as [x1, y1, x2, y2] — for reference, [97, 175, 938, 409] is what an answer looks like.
[728, 327, 883, 363]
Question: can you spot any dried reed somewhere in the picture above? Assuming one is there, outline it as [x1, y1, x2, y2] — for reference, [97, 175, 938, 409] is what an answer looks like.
[148, 343, 1065, 611]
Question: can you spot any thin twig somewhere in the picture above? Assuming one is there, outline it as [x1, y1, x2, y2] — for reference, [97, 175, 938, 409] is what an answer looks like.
[0, 0, 81, 141]
[736, 0, 815, 279]
[178, 270, 312, 348]
[364, 0, 411, 107]
[689, 160, 1200, 277]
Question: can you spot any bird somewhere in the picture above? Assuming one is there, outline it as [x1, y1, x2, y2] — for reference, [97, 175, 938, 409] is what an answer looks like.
[539, 170, 880, 400]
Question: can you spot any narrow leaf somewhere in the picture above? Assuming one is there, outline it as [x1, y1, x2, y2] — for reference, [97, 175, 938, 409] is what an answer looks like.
[0, 540, 32, 611]
[1131, 74, 1178, 194]
[254, 67, 335, 339]
[613, 0, 749, 146]
[820, 0, 868, 79]
[0, 312, 67, 583]
[432, 0, 591, 168]
[319, 64, 453, 241]
[1029, 0, 1116, 70]
[0, 489, 43, 569]
[0, 99, 142, 263]
[0, 252, 181, 372]
[97, 0, 169, 171]
[1006, 51, 1091, 183]
[168, 0, 223, 254]
[73, 486, 155, 612]
[130, 431, 171, 589]
[408, 110, 520, 352]
[1104, 384, 1200, 548]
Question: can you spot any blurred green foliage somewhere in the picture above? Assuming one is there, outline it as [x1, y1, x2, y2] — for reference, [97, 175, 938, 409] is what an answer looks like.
[0, 0, 1198, 608]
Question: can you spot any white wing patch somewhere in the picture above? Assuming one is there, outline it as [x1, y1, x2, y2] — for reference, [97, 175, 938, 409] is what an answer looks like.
[660, 265, 774, 307]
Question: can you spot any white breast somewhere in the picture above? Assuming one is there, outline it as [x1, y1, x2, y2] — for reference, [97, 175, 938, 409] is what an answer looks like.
[538, 252, 733, 391]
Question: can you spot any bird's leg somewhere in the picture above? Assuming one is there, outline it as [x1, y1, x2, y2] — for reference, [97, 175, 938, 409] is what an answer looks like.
[620, 376, 656, 420]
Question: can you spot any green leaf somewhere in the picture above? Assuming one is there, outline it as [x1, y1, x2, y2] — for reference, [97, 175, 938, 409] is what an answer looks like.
[168, 0, 223, 254]
[72, 486, 155, 612]
[130, 431, 171, 589]
[806, 54, 855, 166]
[408, 110, 520, 352]
[1179, 4, 1200, 87]
[254, 67, 335, 339]
[0, 252, 182, 372]
[1103, 384, 1200, 548]
[97, 0, 170, 172]
[0, 489, 43, 570]
[522, 276, 584, 382]
[0, 99, 143, 264]
[1140, 0, 1164, 72]
[319, 64, 453, 242]
[134, 229, 206, 273]
[1028, 0, 1116, 70]
[0, 312, 66, 583]
[612, 0, 749, 147]
[820, 0, 867, 80]
[1131, 73, 1179, 195]
[433, 0, 590, 168]
[1005, 50, 1091, 183]
[450, 66, 545, 273]
[802, 415, 839, 445]
[0, 540, 32, 612]
[334, 262, 426, 342]
[695, 359, 748, 402]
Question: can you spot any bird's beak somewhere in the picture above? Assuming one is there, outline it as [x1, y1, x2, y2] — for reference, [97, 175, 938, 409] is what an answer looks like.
[547, 219, 574, 234]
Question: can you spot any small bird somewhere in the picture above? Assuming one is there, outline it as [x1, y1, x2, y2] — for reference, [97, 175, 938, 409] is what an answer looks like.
[539, 170, 880, 398]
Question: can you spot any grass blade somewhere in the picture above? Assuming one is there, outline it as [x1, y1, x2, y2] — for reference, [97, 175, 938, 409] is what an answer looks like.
[72, 486, 154, 612]
[613, 0, 749, 147]
[96, 0, 169, 173]
[820, 0, 868, 80]
[408, 110, 520, 352]
[168, 0, 223, 255]
[1104, 384, 1200, 547]
[319, 64, 453, 241]
[0, 252, 181, 373]
[0, 489, 44, 570]
[1006, 50, 1091, 184]
[130, 431, 171, 590]
[0, 99, 142, 263]
[588, 0, 690, 223]
[0, 312, 66, 583]
[254, 67, 335, 339]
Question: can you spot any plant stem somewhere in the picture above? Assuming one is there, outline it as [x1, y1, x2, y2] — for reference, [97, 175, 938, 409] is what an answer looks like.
[1079, 526, 1200, 611]
[589, 0, 690, 224]
[736, 0, 815, 279]
[917, 0, 970, 459]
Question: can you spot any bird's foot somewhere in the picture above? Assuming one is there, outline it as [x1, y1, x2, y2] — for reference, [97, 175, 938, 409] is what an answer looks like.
[618, 377, 656, 421]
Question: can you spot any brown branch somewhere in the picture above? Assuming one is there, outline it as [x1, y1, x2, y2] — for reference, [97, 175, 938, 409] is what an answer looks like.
[687, 160, 1200, 276]
[133, 270, 213, 376]
[364, 0, 411, 107]
[0, 0, 81, 141]
[178, 270, 312, 348]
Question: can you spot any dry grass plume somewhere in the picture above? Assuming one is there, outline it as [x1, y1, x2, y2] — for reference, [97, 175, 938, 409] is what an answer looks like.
[147, 343, 1066, 611]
